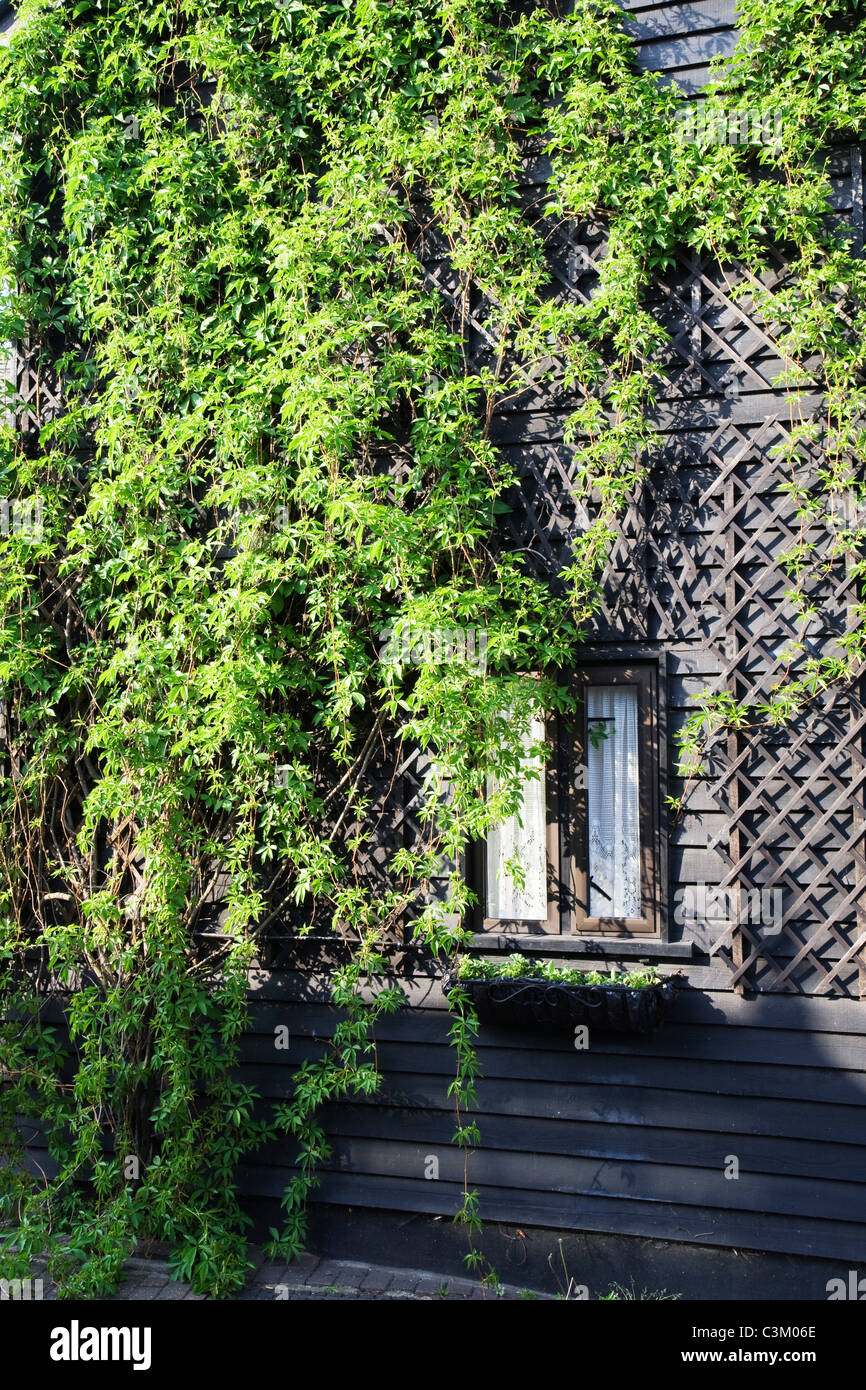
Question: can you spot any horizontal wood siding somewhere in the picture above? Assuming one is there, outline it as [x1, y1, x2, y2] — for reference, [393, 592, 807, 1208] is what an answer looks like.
[18, 974, 866, 1262]
[616, 0, 739, 94]
[225, 975, 866, 1263]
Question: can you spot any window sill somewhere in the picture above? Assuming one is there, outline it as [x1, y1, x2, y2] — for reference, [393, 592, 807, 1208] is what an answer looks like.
[468, 933, 696, 963]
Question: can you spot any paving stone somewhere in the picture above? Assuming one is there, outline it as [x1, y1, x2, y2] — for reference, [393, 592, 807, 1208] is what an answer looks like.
[446, 1279, 481, 1299]
[132, 1241, 172, 1261]
[319, 1263, 369, 1289]
[61, 1248, 545, 1302]
[306, 1260, 362, 1288]
[110, 1281, 170, 1300]
[412, 1275, 451, 1298]
[255, 1263, 293, 1285]
[258, 1266, 316, 1290]
[381, 1266, 422, 1290]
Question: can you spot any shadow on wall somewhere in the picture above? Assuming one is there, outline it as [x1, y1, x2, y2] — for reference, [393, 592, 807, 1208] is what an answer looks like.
[232, 956, 866, 1302]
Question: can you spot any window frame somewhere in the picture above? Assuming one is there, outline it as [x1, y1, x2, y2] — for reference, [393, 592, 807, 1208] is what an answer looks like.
[569, 661, 661, 938]
[472, 656, 665, 940]
[475, 711, 562, 934]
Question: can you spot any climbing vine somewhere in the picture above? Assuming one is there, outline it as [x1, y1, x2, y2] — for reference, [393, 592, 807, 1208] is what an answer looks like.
[0, 0, 862, 1298]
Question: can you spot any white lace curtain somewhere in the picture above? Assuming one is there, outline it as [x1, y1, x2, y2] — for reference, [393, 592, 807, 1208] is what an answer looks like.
[0, 279, 15, 429]
[587, 685, 641, 918]
[486, 711, 547, 921]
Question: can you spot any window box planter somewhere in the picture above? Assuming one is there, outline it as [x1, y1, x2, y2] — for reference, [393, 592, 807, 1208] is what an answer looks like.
[443, 964, 678, 1035]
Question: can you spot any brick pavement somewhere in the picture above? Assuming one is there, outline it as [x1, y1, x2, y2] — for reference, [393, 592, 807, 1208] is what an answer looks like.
[20, 1248, 547, 1301]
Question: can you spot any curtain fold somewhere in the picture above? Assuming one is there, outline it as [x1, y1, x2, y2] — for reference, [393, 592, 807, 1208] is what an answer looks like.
[587, 685, 641, 918]
[486, 711, 547, 921]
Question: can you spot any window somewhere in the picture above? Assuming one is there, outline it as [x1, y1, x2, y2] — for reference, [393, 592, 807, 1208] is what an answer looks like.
[571, 663, 660, 936]
[485, 709, 548, 921]
[480, 708, 560, 933]
[479, 661, 661, 937]
[0, 278, 16, 430]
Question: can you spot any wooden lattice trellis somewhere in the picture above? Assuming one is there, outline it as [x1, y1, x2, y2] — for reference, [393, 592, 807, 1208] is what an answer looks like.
[412, 142, 866, 998]
[8, 139, 866, 997]
[633, 244, 865, 999]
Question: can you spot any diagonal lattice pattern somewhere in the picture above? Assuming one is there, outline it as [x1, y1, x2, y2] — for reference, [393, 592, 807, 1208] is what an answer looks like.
[10, 142, 866, 996]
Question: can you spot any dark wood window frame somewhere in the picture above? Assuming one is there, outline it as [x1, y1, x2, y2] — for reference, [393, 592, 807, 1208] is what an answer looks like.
[476, 711, 561, 934]
[472, 656, 665, 942]
[570, 662, 661, 938]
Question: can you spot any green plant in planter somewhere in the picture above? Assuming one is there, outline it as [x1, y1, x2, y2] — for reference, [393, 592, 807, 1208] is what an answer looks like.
[455, 953, 664, 990]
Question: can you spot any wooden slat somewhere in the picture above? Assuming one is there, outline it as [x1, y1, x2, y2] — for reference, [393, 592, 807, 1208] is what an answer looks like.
[236, 1167, 866, 1264]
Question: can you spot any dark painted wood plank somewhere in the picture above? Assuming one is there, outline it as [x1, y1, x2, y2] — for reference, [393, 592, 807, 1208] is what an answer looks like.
[622, 0, 736, 41]
[241, 1018, 866, 1074]
[324, 1075, 866, 1147]
[670, 811, 730, 846]
[667, 648, 724, 675]
[633, 30, 737, 68]
[246, 1132, 866, 1222]
[488, 392, 827, 443]
[25, 1068, 866, 1153]
[615, 0, 730, 13]
[667, 988, 866, 1035]
[273, 1103, 866, 1184]
[670, 845, 730, 882]
[239, 1042, 866, 1108]
[652, 65, 718, 94]
[235, 1167, 866, 1263]
[247, 986, 866, 1036]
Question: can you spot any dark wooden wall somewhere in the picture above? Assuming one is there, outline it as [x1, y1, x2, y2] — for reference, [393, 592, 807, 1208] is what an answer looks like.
[480, 146, 866, 999]
[621, 0, 738, 94]
[9, 0, 865, 1292]
[229, 2, 866, 1286]
[234, 975, 866, 1284]
[0, 3, 15, 46]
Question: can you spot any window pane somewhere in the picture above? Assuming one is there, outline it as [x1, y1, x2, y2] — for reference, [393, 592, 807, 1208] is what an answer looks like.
[0, 279, 15, 428]
[587, 686, 641, 917]
[486, 712, 547, 920]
